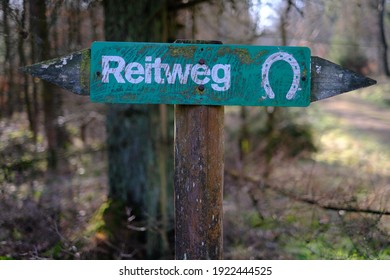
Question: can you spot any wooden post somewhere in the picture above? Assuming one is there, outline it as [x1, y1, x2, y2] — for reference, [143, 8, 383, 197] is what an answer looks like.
[174, 105, 224, 260]
[173, 40, 224, 260]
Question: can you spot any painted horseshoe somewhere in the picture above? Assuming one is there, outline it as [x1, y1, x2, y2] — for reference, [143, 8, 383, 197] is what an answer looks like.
[262, 51, 301, 100]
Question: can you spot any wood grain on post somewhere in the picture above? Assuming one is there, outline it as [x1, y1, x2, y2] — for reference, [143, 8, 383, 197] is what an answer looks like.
[173, 40, 224, 260]
[174, 104, 224, 260]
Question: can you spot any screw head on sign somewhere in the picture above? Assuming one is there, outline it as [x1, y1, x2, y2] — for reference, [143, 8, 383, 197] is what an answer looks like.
[198, 85, 205, 91]
[199, 59, 205, 65]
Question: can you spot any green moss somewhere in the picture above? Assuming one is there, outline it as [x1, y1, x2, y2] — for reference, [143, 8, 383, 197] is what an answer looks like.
[0, 256, 14, 260]
[85, 200, 111, 237]
[84, 199, 128, 241]
[80, 49, 91, 92]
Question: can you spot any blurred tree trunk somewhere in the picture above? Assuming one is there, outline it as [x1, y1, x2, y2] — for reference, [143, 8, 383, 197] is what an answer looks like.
[28, 1, 40, 144]
[89, 4, 99, 41]
[379, 0, 390, 76]
[102, 0, 176, 259]
[29, 0, 69, 233]
[68, 0, 82, 51]
[29, 0, 68, 171]
[18, 0, 38, 142]
[2, 0, 15, 117]
[49, 1, 63, 57]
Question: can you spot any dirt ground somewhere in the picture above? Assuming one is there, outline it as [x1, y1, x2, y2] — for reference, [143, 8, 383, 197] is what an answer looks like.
[317, 93, 390, 147]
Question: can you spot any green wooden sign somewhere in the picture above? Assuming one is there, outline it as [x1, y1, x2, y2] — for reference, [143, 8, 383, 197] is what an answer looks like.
[90, 42, 311, 107]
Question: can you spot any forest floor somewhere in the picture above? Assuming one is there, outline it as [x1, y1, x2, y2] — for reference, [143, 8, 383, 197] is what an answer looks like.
[318, 91, 390, 149]
[1, 80, 389, 260]
[223, 79, 390, 259]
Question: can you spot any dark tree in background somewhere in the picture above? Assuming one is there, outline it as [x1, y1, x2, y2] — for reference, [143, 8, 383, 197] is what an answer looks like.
[1, 0, 14, 117]
[28, 0, 70, 231]
[379, 0, 390, 76]
[102, 0, 178, 259]
[29, 0, 69, 171]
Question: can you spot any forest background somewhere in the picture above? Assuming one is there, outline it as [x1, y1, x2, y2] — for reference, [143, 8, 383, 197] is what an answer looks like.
[0, 0, 389, 260]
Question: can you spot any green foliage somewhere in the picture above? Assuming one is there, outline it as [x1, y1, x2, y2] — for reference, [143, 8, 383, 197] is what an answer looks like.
[85, 200, 112, 237]
[284, 237, 364, 260]
[43, 242, 63, 259]
[244, 211, 263, 228]
[378, 248, 390, 260]
[245, 212, 282, 230]
[284, 224, 390, 260]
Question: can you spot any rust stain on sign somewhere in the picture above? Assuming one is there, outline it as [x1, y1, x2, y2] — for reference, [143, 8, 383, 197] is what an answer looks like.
[168, 45, 197, 58]
[217, 47, 267, 64]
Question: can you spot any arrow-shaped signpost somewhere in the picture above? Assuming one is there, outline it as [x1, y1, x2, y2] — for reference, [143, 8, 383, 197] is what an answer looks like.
[21, 40, 376, 260]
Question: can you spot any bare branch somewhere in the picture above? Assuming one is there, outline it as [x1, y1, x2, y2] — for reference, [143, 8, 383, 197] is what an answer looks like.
[227, 169, 390, 216]
[169, 0, 212, 11]
[290, 0, 304, 17]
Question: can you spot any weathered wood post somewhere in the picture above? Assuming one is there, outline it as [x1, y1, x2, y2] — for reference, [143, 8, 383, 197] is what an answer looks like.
[173, 40, 224, 260]
[174, 104, 224, 260]
[21, 41, 376, 260]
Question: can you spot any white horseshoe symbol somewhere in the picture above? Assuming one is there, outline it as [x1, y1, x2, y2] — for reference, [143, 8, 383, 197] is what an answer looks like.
[261, 51, 301, 100]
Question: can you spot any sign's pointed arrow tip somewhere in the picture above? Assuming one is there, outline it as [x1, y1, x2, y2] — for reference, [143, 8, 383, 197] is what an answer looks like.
[19, 49, 91, 96]
[311, 56, 377, 102]
[366, 76, 378, 87]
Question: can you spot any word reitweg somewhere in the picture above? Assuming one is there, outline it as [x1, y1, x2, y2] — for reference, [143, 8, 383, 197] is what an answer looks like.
[101, 56, 231, 91]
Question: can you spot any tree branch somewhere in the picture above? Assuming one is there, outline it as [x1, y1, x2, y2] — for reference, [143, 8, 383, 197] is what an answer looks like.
[227, 169, 390, 216]
[169, 0, 212, 11]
